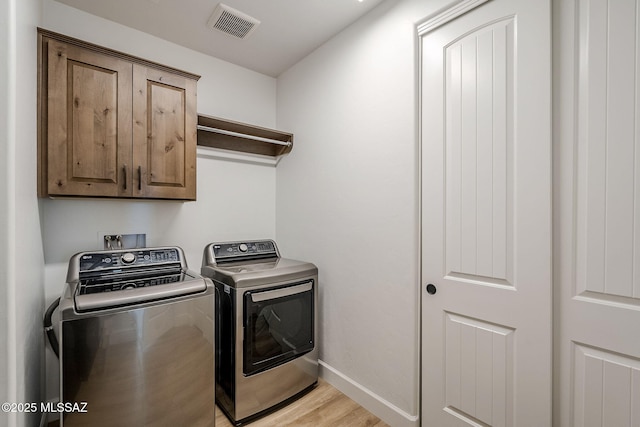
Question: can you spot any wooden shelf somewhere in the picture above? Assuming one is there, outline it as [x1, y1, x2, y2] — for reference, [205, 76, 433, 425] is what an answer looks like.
[197, 114, 293, 158]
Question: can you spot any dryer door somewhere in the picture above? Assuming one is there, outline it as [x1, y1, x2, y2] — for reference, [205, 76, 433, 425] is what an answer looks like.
[243, 280, 314, 376]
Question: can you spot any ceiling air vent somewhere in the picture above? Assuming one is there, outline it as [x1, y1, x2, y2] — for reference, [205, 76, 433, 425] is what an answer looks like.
[207, 3, 260, 39]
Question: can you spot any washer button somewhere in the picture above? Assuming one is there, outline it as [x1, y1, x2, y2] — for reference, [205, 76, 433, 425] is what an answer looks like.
[121, 253, 136, 264]
[239, 243, 248, 252]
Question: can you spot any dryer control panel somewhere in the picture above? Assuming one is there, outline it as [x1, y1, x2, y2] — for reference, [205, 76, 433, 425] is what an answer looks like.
[211, 240, 279, 264]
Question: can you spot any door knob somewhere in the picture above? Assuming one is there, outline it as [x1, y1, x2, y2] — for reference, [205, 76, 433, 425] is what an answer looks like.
[426, 283, 437, 295]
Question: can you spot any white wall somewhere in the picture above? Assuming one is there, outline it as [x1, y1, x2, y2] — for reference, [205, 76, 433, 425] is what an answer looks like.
[25, 0, 487, 424]
[41, 0, 279, 408]
[1, 0, 45, 426]
[276, 0, 453, 425]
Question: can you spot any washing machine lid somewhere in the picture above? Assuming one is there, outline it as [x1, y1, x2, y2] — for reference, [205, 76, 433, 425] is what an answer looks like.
[64, 246, 210, 313]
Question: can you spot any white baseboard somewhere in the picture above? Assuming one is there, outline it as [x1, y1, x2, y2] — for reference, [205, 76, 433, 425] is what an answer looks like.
[319, 360, 419, 427]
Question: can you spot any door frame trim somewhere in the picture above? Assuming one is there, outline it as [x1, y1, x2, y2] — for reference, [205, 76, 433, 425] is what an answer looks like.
[417, 0, 492, 36]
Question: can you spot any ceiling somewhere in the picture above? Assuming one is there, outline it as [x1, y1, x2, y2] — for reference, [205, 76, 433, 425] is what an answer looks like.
[53, 0, 386, 77]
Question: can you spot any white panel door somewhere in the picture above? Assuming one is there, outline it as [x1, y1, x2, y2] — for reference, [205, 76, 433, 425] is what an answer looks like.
[555, 0, 640, 425]
[420, 0, 552, 425]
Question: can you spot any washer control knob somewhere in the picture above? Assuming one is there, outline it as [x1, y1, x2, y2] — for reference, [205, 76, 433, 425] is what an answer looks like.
[238, 243, 248, 252]
[121, 252, 136, 264]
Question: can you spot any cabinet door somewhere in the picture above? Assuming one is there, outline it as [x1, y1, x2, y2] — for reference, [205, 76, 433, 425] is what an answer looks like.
[46, 39, 133, 197]
[132, 65, 197, 200]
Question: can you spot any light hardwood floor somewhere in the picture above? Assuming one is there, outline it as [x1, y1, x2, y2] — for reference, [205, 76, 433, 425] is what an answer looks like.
[215, 379, 389, 427]
[49, 379, 388, 427]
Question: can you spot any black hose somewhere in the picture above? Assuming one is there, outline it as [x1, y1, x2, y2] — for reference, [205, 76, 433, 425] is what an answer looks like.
[44, 297, 60, 358]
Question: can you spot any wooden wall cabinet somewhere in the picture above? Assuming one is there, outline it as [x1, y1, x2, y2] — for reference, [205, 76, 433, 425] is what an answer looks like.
[38, 29, 200, 200]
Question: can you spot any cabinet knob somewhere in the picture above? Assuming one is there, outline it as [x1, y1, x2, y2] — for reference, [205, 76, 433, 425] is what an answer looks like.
[426, 284, 437, 295]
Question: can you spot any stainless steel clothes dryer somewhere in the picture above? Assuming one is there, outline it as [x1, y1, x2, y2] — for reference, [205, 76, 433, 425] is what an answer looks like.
[201, 240, 318, 426]
[59, 246, 215, 426]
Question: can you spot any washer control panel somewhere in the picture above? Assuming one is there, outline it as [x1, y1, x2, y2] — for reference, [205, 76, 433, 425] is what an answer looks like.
[212, 240, 278, 264]
[79, 248, 180, 272]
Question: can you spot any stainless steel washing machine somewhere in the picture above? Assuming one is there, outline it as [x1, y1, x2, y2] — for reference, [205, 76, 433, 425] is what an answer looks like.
[58, 246, 215, 426]
[201, 240, 318, 426]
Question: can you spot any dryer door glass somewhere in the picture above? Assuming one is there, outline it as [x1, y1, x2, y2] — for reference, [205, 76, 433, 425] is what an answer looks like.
[243, 281, 314, 376]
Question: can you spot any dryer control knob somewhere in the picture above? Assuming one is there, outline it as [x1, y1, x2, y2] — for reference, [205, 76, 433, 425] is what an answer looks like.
[238, 243, 248, 252]
[121, 252, 136, 264]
